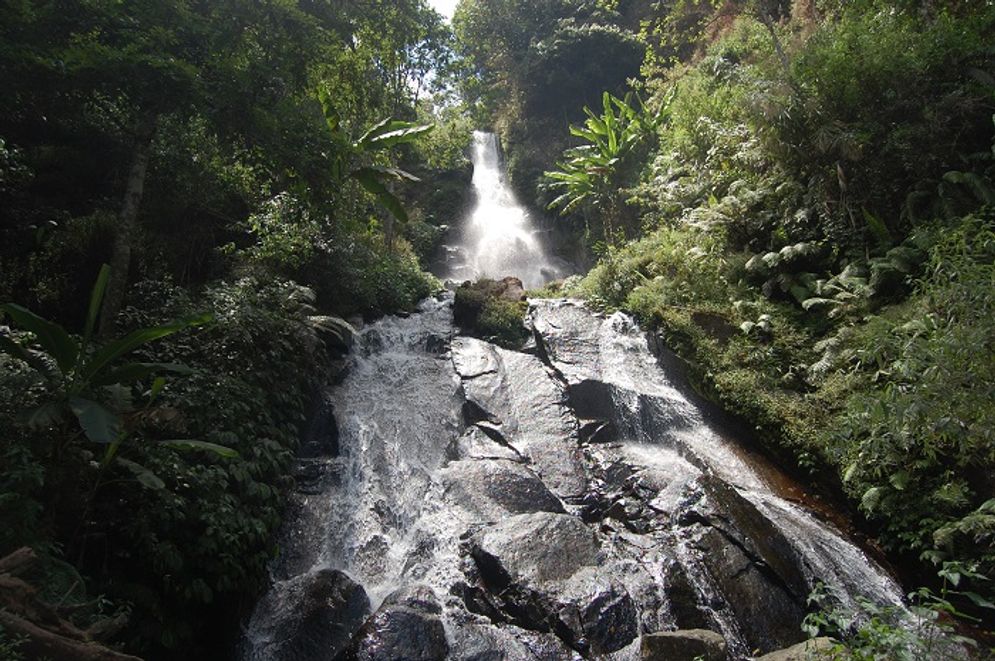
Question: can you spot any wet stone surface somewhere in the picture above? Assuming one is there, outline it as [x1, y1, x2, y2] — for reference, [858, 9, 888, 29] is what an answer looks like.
[243, 296, 904, 661]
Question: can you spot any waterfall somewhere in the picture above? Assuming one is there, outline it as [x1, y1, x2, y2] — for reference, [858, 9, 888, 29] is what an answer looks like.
[439, 131, 568, 289]
[241, 297, 908, 661]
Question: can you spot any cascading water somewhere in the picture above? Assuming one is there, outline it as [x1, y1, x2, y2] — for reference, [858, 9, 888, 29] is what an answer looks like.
[439, 131, 569, 288]
[242, 297, 908, 660]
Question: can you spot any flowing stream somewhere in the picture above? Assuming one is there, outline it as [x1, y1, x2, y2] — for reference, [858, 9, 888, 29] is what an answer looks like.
[438, 131, 569, 289]
[242, 296, 905, 660]
[242, 132, 906, 660]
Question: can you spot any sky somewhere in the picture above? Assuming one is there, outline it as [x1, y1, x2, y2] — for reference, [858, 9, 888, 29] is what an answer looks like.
[428, 0, 458, 20]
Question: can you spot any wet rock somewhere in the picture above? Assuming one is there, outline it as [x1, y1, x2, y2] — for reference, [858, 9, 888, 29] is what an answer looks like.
[466, 512, 638, 654]
[663, 563, 710, 631]
[692, 526, 805, 653]
[299, 393, 340, 458]
[470, 512, 599, 588]
[445, 425, 524, 463]
[342, 585, 448, 661]
[558, 567, 639, 655]
[438, 459, 565, 517]
[641, 629, 727, 661]
[756, 637, 837, 660]
[453, 338, 587, 498]
[250, 568, 370, 661]
[310, 315, 357, 354]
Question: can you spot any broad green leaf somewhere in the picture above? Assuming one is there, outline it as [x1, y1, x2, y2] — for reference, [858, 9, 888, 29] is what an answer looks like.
[962, 591, 995, 610]
[116, 457, 165, 490]
[81, 313, 213, 383]
[1, 304, 78, 375]
[92, 362, 194, 387]
[351, 168, 409, 223]
[362, 123, 434, 150]
[83, 264, 111, 352]
[69, 396, 122, 444]
[161, 439, 238, 458]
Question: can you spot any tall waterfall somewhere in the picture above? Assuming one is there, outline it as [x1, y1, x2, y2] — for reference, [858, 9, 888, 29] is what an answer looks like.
[440, 131, 568, 289]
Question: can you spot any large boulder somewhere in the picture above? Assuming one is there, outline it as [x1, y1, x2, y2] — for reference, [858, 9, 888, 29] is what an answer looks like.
[438, 458, 565, 519]
[309, 315, 357, 354]
[341, 585, 448, 661]
[452, 338, 588, 499]
[681, 480, 810, 653]
[453, 278, 528, 348]
[248, 568, 370, 661]
[641, 629, 727, 661]
[465, 512, 638, 655]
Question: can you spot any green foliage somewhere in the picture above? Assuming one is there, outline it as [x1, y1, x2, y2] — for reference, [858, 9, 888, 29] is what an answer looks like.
[0, 265, 215, 459]
[545, 91, 666, 244]
[559, 1, 995, 611]
[454, 280, 529, 348]
[803, 563, 994, 660]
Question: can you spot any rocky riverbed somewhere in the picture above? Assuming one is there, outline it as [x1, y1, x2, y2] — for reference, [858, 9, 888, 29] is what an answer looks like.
[241, 295, 902, 660]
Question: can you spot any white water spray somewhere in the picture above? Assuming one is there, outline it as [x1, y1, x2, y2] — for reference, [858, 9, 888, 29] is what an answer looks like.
[440, 131, 567, 288]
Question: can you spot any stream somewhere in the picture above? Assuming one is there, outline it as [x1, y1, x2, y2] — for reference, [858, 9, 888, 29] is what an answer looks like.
[240, 296, 904, 660]
[240, 129, 905, 660]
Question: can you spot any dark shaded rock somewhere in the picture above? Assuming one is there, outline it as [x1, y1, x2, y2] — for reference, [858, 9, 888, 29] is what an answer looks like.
[310, 315, 357, 354]
[692, 526, 805, 654]
[664, 563, 709, 631]
[438, 459, 565, 517]
[299, 392, 339, 458]
[557, 568, 639, 655]
[577, 418, 616, 445]
[641, 629, 727, 661]
[465, 512, 638, 654]
[251, 569, 370, 661]
[342, 585, 448, 661]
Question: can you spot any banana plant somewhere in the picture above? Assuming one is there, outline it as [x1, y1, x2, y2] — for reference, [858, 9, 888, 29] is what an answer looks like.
[0, 264, 233, 468]
[318, 86, 433, 225]
[544, 90, 669, 245]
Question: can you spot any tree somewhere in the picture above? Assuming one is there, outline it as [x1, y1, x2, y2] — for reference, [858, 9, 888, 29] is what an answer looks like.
[544, 91, 666, 246]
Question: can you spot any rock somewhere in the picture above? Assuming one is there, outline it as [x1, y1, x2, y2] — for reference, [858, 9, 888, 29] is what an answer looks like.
[755, 637, 837, 660]
[249, 568, 370, 661]
[691, 526, 805, 654]
[299, 392, 339, 458]
[641, 629, 727, 661]
[453, 278, 528, 347]
[446, 424, 525, 463]
[680, 479, 810, 653]
[453, 338, 588, 499]
[309, 315, 357, 354]
[343, 585, 448, 661]
[470, 513, 599, 588]
[438, 459, 565, 518]
[466, 512, 638, 654]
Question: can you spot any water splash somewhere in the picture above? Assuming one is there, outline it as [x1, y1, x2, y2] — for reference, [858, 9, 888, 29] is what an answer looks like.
[440, 131, 568, 288]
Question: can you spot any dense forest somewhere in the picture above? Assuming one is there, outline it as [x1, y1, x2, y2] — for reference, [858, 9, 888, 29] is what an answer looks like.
[1, 0, 993, 659]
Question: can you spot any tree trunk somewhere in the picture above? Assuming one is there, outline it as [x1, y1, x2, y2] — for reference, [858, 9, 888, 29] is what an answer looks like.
[98, 113, 157, 337]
